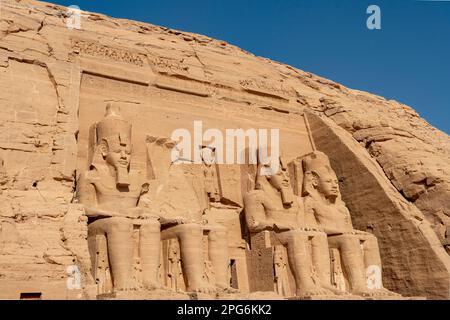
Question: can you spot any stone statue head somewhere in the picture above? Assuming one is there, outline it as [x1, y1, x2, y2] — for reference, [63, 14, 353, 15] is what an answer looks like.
[254, 153, 294, 206]
[91, 103, 132, 187]
[200, 145, 216, 167]
[302, 151, 340, 202]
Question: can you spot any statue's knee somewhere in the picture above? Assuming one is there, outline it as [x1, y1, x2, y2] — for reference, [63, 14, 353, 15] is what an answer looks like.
[310, 231, 327, 242]
[140, 220, 160, 233]
[340, 235, 361, 250]
[88, 219, 107, 236]
[108, 218, 133, 234]
[208, 227, 228, 242]
[290, 230, 308, 240]
[177, 223, 202, 236]
[208, 224, 227, 233]
[210, 231, 228, 241]
[362, 235, 379, 250]
[288, 233, 308, 247]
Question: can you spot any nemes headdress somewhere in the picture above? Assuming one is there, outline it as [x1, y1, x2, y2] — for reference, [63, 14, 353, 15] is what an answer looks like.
[302, 151, 332, 174]
[301, 151, 333, 196]
[95, 103, 132, 144]
[88, 103, 132, 168]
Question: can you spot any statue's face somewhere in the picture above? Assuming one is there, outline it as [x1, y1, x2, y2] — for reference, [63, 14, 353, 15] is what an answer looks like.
[316, 169, 339, 199]
[201, 147, 215, 166]
[260, 157, 294, 205]
[266, 160, 290, 191]
[103, 137, 132, 170]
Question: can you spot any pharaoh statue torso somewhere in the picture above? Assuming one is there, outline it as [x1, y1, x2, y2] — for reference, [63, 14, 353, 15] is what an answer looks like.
[246, 185, 303, 230]
[303, 195, 353, 234]
[81, 168, 148, 218]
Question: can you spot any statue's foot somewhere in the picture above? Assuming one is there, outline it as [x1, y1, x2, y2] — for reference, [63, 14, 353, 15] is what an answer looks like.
[375, 288, 401, 297]
[142, 280, 164, 291]
[296, 286, 333, 297]
[190, 285, 217, 295]
[115, 282, 137, 292]
[217, 284, 239, 294]
[321, 285, 348, 295]
[353, 287, 401, 297]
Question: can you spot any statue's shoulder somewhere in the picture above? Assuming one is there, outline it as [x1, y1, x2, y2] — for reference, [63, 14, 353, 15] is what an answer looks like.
[129, 169, 149, 187]
[243, 189, 265, 203]
[302, 195, 316, 212]
[79, 169, 100, 185]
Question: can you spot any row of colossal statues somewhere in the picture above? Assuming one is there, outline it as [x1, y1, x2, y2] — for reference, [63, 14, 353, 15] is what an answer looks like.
[75, 104, 399, 298]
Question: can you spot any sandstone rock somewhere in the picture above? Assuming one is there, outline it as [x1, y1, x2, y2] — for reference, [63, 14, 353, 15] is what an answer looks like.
[0, 0, 449, 300]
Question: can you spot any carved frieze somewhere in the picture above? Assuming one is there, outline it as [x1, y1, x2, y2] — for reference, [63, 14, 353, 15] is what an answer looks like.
[72, 39, 146, 67]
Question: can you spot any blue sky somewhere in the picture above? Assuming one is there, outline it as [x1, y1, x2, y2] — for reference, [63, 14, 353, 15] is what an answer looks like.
[50, 0, 450, 134]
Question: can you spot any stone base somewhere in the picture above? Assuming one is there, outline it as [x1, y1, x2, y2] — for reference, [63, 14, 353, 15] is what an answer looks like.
[98, 289, 191, 300]
[288, 295, 363, 300]
[363, 296, 425, 300]
[288, 294, 425, 300]
[96, 288, 425, 300]
[96, 289, 287, 300]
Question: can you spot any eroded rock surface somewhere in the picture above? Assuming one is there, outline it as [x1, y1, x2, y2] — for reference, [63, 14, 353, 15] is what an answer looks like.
[0, 0, 449, 299]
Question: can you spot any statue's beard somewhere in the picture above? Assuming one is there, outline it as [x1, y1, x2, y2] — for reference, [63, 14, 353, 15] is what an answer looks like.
[115, 165, 130, 187]
[280, 186, 294, 206]
[325, 193, 338, 203]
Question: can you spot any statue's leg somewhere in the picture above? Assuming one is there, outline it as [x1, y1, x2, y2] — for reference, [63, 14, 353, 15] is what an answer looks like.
[207, 224, 230, 289]
[163, 223, 207, 293]
[87, 221, 107, 281]
[329, 234, 366, 294]
[361, 234, 398, 296]
[139, 219, 161, 289]
[277, 231, 325, 296]
[361, 235, 382, 270]
[104, 217, 134, 291]
[310, 233, 334, 290]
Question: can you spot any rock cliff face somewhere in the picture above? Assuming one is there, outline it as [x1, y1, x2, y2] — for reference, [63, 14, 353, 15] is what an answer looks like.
[0, 0, 449, 299]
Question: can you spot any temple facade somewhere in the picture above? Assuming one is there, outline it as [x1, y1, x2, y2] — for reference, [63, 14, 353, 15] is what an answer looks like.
[0, 0, 450, 300]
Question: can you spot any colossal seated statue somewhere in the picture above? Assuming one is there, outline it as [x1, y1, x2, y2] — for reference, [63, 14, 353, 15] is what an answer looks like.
[144, 136, 232, 293]
[301, 151, 399, 297]
[77, 104, 161, 292]
[243, 153, 337, 297]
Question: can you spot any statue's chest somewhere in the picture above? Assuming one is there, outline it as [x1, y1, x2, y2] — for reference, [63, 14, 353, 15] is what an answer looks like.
[264, 197, 299, 219]
[92, 179, 142, 203]
[314, 202, 346, 223]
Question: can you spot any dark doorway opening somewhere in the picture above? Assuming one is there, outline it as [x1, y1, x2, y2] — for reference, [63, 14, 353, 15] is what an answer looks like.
[230, 259, 238, 289]
[20, 292, 42, 300]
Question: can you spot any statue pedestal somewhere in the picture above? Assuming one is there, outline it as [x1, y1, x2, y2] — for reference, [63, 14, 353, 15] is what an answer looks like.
[288, 295, 363, 300]
[247, 231, 275, 293]
[98, 288, 191, 300]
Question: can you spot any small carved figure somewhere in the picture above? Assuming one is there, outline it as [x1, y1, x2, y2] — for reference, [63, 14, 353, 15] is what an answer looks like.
[203, 260, 216, 286]
[273, 246, 290, 296]
[167, 239, 182, 291]
[200, 146, 221, 204]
